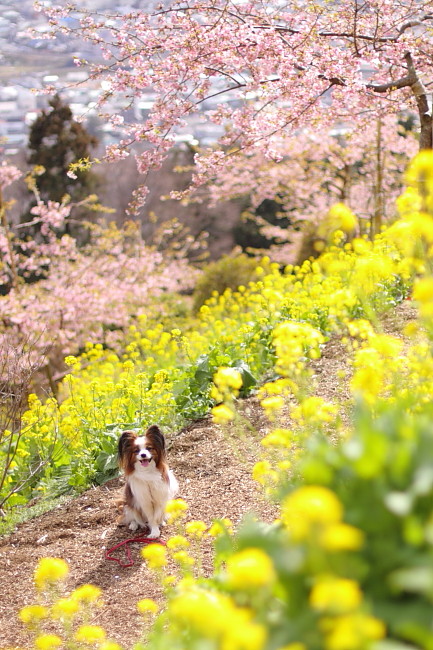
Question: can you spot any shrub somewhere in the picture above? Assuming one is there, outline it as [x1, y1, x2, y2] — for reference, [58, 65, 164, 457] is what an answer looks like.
[192, 253, 270, 312]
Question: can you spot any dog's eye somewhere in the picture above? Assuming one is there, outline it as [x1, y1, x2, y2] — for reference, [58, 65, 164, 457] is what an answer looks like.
[146, 446, 154, 452]
[133, 447, 140, 454]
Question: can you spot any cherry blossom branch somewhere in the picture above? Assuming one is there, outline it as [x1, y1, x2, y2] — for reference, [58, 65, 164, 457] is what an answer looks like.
[366, 75, 413, 93]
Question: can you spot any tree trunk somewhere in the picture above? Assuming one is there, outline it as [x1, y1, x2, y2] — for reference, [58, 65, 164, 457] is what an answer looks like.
[418, 107, 433, 150]
[403, 52, 433, 150]
[371, 118, 384, 238]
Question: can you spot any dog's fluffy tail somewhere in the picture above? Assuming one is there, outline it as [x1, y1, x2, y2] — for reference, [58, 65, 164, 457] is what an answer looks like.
[168, 470, 179, 499]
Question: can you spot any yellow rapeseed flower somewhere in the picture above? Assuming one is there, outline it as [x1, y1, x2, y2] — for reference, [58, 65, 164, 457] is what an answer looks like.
[225, 548, 276, 590]
[34, 558, 69, 591]
[291, 396, 337, 425]
[350, 351, 385, 400]
[252, 460, 278, 486]
[185, 520, 207, 539]
[64, 355, 78, 366]
[351, 238, 371, 255]
[74, 625, 106, 644]
[281, 486, 343, 541]
[413, 276, 433, 304]
[51, 597, 80, 620]
[169, 588, 233, 637]
[310, 576, 363, 613]
[405, 150, 433, 189]
[172, 550, 195, 569]
[396, 186, 422, 216]
[371, 334, 403, 358]
[323, 612, 386, 650]
[165, 498, 189, 523]
[347, 319, 375, 340]
[177, 576, 196, 592]
[167, 535, 190, 551]
[162, 574, 177, 589]
[141, 543, 167, 569]
[70, 584, 102, 603]
[208, 518, 233, 537]
[35, 635, 62, 650]
[319, 523, 364, 552]
[327, 203, 358, 233]
[18, 605, 48, 626]
[273, 321, 324, 375]
[221, 618, 267, 650]
[212, 403, 235, 423]
[261, 429, 292, 448]
[137, 598, 159, 615]
[386, 212, 433, 255]
[260, 396, 285, 414]
[213, 367, 243, 391]
[403, 322, 419, 338]
[170, 584, 266, 650]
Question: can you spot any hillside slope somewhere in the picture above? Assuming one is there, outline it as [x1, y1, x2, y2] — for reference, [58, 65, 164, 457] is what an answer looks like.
[0, 301, 416, 648]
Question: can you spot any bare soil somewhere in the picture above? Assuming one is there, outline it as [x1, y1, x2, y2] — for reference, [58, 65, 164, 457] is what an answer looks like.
[0, 301, 417, 649]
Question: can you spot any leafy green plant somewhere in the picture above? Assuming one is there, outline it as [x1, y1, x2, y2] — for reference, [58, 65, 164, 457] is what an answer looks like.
[192, 254, 270, 312]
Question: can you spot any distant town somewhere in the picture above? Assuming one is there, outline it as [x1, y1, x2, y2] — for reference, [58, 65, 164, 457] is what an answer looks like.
[0, 0, 234, 156]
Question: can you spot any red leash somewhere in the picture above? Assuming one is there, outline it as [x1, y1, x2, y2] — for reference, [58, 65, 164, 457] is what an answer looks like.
[105, 536, 166, 567]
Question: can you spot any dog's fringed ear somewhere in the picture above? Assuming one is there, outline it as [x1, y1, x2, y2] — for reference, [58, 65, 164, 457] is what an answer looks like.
[145, 425, 166, 452]
[145, 425, 168, 477]
[118, 430, 136, 462]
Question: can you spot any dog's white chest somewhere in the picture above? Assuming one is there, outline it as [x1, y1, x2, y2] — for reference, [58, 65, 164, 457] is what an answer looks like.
[129, 469, 169, 507]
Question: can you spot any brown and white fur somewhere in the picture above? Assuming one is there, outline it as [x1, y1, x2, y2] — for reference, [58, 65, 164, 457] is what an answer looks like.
[117, 425, 178, 537]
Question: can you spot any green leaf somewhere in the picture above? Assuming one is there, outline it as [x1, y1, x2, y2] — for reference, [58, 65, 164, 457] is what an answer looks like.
[232, 360, 257, 394]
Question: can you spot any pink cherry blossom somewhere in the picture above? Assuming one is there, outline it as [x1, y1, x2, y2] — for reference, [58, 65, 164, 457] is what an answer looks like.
[35, 0, 433, 212]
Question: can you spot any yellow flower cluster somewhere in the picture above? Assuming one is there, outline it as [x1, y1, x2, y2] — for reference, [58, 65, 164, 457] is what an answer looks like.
[310, 576, 362, 614]
[165, 498, 189, 524]
[225, 547, 276, 591]
[317, 202, 358, 240]
[184, 520, 207, 539]
[18, 558, 117, 649]
[281, 485, 363, 553]
[211, 366, 243, 423]
[350, 334, 404, 403]
[320, 612, 385, 650]
[169, 586, 267, 650]
[137, 598, 159, 616]
[34, 558, 69, 591]
[273, 321, 325, 377]
[141, 544, 168, 570]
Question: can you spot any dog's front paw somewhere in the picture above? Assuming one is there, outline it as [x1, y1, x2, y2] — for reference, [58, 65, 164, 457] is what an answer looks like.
[128, 521, 139, 532]
[148, 526, 160, 538]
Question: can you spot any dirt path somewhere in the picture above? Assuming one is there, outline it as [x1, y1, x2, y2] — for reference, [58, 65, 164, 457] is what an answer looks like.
[0, 301, 416, 649]
[0, 413, 277, 648]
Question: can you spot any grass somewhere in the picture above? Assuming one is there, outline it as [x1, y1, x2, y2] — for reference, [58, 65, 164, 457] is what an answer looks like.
[0, 494, 72, 538]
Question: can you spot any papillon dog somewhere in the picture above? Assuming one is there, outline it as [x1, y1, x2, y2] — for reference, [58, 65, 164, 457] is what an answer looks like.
[117, 425, 178, 537]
